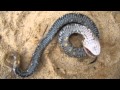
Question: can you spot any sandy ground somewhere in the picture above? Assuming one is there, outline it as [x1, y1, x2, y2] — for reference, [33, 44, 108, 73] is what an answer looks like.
[0, 11, 120, 79]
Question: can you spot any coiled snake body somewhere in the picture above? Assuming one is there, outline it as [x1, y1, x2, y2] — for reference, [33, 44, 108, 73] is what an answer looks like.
[13, 13, 101, 77]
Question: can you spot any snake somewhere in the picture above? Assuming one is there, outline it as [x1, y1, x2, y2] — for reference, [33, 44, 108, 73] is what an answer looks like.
[13, 13, 101, 77]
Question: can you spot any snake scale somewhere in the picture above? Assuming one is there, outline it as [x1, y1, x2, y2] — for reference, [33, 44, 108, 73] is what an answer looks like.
[13, 13, 100, 77]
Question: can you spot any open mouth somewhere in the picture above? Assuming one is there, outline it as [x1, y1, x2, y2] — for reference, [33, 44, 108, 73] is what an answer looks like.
[83, 47, 96, 58]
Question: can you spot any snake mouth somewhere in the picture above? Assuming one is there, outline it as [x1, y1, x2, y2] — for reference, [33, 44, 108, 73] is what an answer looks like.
[83, 47, 96, 58]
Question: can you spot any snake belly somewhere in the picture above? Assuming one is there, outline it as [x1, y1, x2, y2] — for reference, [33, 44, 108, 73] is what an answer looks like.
[14, 13, 99, 77]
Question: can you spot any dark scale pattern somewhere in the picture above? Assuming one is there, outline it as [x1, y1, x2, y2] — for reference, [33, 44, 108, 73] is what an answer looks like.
[14, 13, 99, 77]
[58, 24, 87, 58]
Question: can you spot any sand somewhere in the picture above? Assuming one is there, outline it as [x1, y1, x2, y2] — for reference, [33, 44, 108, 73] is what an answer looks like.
[0, 11, 120, 79]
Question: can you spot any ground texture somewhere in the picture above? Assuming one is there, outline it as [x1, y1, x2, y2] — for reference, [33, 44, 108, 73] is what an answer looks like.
[0, 11, 120, 79]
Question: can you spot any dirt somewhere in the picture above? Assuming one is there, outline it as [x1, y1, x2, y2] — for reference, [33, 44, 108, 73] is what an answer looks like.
[0, 11, 120, 79]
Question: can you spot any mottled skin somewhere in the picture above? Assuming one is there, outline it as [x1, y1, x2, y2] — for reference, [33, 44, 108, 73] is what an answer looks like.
[80, 25, 100, 57]
[13, 13, 100, 77]
[58, 24, 100, 58]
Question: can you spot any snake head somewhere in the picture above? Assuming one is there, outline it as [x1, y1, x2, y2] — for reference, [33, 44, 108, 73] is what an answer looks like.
[82, 38, 100, 57]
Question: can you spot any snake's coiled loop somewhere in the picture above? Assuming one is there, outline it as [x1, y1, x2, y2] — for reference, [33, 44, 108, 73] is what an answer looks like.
[13, 13, 100, 77]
